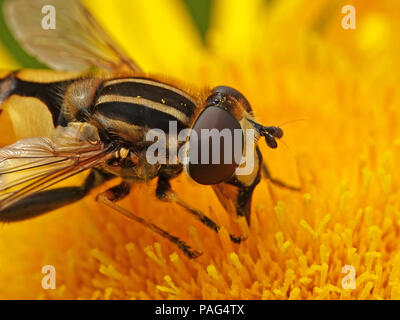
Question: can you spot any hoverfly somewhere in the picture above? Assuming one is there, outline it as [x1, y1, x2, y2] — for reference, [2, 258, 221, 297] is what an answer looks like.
[0, 0, 299, 258]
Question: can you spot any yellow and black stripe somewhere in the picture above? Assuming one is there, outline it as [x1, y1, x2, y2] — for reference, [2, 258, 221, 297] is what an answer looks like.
[93, 77, 198, 132]
[1, 73, 199, 141]
[0, 70, 80, 126]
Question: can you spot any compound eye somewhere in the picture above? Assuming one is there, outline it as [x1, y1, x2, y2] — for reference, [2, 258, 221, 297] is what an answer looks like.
[212, 86, 251, 113]
[187, 106, 243, 185]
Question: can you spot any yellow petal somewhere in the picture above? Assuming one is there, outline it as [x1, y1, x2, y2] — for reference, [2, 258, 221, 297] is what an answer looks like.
[208, 0, 264, 58]
[83, 0, 205, 78]
[0, 43, 18, 69]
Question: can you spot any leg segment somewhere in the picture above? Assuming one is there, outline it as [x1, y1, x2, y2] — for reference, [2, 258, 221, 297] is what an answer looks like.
[97, 182, 202, 259]
[262, 162, 301, 191]
[156, 174, 246, 244]
[0, 169, 110, 222]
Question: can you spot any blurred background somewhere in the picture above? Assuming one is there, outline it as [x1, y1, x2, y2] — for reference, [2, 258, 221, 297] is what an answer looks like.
[0, 0, 212, 68]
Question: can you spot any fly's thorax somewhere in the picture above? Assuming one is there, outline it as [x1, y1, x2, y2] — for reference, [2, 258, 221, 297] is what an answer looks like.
[81, 77, 202, 181]
[90, 77, 199, 144]
[63, 77, 103, 123]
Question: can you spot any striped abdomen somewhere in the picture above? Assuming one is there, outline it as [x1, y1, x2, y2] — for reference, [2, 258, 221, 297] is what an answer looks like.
[0, 70, 79, 127]
[0, 70, 85, 143]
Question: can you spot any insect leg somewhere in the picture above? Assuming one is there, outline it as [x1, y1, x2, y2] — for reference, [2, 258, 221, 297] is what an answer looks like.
[262, 162, 301, 191]
[96, 182, 202, 259]
[156, 174, 247, 244]
[0, 169, 110, 222]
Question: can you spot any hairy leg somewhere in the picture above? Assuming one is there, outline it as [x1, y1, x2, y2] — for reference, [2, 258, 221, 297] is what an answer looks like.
[96, 181, 202, 258]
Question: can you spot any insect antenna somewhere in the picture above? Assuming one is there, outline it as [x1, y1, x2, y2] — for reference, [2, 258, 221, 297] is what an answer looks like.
[276, 118, 308, 152]
[277, 118, 308, 127]
[248, 119, 283, 149]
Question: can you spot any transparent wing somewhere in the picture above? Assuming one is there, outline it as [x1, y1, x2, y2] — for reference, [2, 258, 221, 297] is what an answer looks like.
[4, 0, 141, 72]
[0, 123, 114, 211]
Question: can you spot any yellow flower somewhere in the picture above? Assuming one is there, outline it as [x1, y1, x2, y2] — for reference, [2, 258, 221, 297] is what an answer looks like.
[0, 0, 400, 299]
[0, 44, 17, 69]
